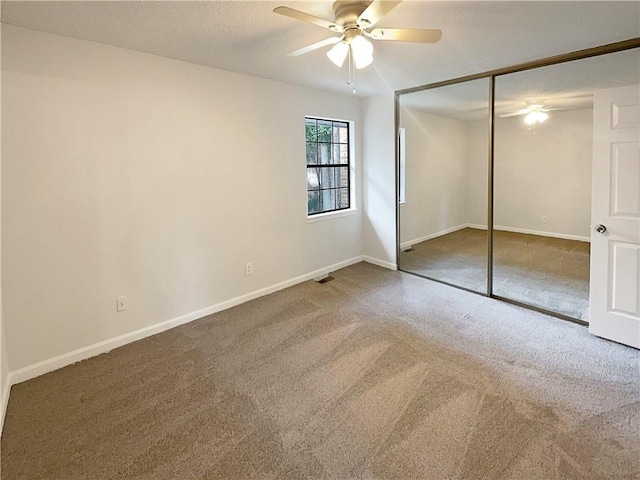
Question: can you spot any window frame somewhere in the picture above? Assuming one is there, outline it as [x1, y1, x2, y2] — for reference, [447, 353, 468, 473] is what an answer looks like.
[305, 116, 352, 217]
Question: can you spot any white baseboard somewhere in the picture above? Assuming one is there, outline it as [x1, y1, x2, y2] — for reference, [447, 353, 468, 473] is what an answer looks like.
[400, 223, 589, 251]
[0, 375, 10, 433]
[466, 223, 488, 230]
[362, 256, 397, 270]
[495, 225, 590, 242]
[8, 256, 365, 387]
[467, 224, 590, 242]
[400, 224, 468, 250]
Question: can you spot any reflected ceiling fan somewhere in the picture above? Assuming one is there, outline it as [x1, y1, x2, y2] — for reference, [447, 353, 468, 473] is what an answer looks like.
[499, 101, 564, 125]
[274, 1, 442, 92]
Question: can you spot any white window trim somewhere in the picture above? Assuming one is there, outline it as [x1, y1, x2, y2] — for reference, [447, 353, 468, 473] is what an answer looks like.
[305, 117, 357, 220]
[306, 207, 358, 223]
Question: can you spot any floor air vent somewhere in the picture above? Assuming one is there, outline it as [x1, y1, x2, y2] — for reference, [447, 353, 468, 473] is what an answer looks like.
[317, 275, 335, 284]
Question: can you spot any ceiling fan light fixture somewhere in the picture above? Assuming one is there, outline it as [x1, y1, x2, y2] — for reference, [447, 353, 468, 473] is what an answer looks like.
[524, 111, 549, 125]
[354, 51, 373, 69]
[327, 41, 349, 67]
[351, 35, 374, 69]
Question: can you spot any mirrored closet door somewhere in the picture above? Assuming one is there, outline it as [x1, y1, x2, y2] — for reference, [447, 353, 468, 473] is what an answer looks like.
[397, 79, 489, 293]
[493, 47, 640, 322]
[397, 42, 640, 338]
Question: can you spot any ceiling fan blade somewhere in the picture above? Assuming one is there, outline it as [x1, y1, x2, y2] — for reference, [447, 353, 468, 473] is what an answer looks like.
[274, 6, 344, 33]
[498, 109, 530, 118]
[357, 1, 402, 28]
[368, 28, 442, 43]
[287, 37, 341, 57]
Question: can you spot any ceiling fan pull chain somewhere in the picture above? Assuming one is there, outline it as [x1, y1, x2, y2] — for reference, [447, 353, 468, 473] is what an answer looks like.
[347, 46, 357, 95]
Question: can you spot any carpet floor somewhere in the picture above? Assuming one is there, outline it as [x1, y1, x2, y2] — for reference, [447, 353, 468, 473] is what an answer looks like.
[2, 262, 637, 479]
[399, 228, 590, 320]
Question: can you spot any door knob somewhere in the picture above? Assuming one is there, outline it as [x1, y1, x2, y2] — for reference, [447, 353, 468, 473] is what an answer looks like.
[595, 224, 607, 234]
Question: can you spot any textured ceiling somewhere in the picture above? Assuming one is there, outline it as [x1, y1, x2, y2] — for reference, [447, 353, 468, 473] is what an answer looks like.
[2, 1, 640, 98]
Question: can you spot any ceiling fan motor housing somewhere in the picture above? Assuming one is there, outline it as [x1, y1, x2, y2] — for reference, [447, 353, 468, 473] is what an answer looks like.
[333, 1, 372, 29]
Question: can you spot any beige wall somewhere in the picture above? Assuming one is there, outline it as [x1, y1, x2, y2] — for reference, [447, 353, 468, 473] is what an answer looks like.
[2, 25, 363, 372]
[0, 21, 9, 429]
[362, 93, 396, 267]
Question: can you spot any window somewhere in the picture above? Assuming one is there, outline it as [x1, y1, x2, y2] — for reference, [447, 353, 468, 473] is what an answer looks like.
[305, 117, 351, 215]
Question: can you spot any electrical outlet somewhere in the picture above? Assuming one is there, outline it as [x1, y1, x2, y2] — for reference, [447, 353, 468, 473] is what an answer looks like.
[116, 296, 127, 312]
[541, 215, 548, 223]
[245, 262, 253, 276]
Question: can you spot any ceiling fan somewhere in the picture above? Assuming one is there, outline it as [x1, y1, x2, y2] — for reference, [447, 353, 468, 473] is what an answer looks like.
[273, 1, 442, 71]
[499, 102, 560, 125]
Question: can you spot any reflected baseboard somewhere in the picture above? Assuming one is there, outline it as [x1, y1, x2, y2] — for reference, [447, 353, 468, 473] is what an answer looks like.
[400, 224, 468, 250]
[467, 223, 590, 243]
[401, 223, 589, 250]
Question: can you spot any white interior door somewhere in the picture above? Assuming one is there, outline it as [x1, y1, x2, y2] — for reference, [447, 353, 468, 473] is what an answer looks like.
[590, 84, 640, 348]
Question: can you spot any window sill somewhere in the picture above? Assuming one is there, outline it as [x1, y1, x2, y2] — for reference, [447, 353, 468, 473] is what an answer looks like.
[307, 208, 358, 223]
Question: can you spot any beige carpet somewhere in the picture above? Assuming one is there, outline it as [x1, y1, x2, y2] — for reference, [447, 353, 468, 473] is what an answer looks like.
[2, 262, 638, 479]
[399, 228, 590, 320]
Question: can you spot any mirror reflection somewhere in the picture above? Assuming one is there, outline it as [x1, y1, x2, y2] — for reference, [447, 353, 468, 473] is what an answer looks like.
[397, 47, 640, 323]
[398, 79, 489, 293]
[493, 48, 640, 321]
